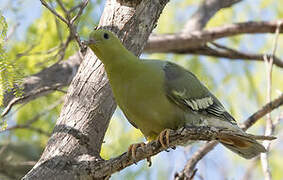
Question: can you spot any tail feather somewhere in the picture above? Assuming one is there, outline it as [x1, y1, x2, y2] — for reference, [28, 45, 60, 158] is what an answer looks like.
[220, 134, 267, 159]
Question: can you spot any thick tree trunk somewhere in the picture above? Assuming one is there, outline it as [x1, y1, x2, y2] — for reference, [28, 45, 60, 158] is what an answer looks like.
[22, 0, 169, 179]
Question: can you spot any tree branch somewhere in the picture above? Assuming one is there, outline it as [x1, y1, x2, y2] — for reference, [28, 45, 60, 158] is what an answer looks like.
[28, 126, 275, 179]
[175, 93, 283, 180]
[2, 52, 81, 115]
[260, 21, 281, 180]
[183, 0, 242, 32]
[40, 0, 89, 53]
[40, 0, 68, 24]
[181, 43, 283, 68]
[145, 20, 283, 53]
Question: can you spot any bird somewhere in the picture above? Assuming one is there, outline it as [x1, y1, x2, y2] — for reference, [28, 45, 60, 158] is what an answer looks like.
[88, 28, 266, 162]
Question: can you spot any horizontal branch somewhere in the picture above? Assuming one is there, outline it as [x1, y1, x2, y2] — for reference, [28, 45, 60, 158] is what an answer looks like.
[2, 53, 82, 116]
[145, 20, 283, 53]
[69, 126, 274, 178]
[181, 44, 283, 68]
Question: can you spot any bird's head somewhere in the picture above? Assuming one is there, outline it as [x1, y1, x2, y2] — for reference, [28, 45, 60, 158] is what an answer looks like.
[88, 29, 122, 61]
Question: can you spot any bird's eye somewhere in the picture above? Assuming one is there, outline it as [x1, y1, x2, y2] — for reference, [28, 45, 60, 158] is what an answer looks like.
[103, 33, 109, 39]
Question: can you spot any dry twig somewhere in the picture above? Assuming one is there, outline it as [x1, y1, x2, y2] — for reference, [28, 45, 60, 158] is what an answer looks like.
[40, 0, 89, 57]
[1, 83, 65, 117]
[260, 20, 282, 180]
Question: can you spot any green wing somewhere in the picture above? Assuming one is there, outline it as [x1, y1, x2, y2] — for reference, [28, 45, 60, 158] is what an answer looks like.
[163, 62, 237, 125]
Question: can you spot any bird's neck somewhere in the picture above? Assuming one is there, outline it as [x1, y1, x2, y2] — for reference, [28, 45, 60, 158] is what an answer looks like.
[101, 47, 143, 82]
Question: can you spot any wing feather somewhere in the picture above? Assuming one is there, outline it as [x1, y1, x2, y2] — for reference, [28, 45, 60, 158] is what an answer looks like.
[163, 62, 237, 125]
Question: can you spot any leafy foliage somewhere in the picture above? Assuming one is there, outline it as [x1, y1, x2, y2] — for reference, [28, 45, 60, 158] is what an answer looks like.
[0, 12, 24, 129]
[0, 13, 23, 99]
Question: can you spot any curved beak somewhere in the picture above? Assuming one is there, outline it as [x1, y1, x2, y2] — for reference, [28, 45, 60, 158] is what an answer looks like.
[87, 38, 96, 46]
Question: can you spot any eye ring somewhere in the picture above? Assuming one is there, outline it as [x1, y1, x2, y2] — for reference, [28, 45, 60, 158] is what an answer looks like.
[103, 33, 109, 39]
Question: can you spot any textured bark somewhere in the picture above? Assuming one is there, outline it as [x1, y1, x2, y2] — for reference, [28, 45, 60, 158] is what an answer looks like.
[23, 0, 169, 179]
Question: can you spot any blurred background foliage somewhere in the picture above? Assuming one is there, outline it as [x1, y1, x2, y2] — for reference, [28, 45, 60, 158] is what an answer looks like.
[0, 0, 282, 179]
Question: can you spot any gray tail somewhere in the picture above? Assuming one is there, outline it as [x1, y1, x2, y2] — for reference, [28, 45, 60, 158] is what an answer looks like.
[219, 133, 267, 159]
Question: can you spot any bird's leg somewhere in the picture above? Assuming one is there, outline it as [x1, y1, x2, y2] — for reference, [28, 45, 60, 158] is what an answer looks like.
[158, 129, 175, 150]
[127, 142, 152, 166]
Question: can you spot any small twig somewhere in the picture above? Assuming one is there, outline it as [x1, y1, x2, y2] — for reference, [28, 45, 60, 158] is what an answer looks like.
[260, 20, 282, 180]
[70, 0, 89, 25]
[40, 0, 89, 56]
[5, 22, 20, 41]
[40, 0, 68, 24]
[241, 93, 283, 130]
[69, 4, 84, 13]
[58, 34, 73, 61]
[68, 0, 89, 51]
[1, 84, 64, 117]
[56, 0, 68, 15]
[175, 141, 218, 180]
[55, 16, 64, 44]
[189, 43, 283, 68]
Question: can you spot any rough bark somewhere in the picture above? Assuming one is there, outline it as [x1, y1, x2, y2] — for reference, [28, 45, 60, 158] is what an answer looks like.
[22, 0, 169, 179]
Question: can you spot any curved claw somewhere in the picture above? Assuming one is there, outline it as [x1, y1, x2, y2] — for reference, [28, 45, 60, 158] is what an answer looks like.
[158, 129, 173, 149]
[127, 142, 152, 166]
